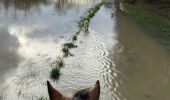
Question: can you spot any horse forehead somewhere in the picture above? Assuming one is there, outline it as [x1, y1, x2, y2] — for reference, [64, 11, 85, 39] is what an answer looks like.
[64, 97, 87, 100]
[72, 97, 88, 100]
[71, 88, 90, 100]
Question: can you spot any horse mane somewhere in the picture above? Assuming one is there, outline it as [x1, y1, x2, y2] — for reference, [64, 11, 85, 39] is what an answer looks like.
[73, 88, 91, 100]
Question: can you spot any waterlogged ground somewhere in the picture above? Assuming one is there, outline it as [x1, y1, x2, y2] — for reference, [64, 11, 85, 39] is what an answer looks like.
[0, 0, 170, 100]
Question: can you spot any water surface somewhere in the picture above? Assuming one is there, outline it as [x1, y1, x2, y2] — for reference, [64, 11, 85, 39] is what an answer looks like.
[0, 0, 170, 100]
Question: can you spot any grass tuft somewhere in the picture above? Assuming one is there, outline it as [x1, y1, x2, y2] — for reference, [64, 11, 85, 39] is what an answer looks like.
[62, 47, 70, 57]
[64, 42, 77, 48]
[72, 35, 77, 41]
[50, 66, 61, 80]
[52, 57, 64, 68]
[37, 96, 47, 100]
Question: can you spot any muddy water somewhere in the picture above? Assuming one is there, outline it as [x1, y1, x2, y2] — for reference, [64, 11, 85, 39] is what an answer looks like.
[0, 0, 170, 100]
[114, 11, 170, 100]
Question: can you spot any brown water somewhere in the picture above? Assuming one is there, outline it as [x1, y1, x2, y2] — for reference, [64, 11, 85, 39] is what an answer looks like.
[0, 0, 170, 100]
[114, 11, 170, 100]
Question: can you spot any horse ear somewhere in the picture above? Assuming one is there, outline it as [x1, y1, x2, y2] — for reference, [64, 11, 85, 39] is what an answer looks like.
[47, 81, 64, 100]
[89, 80, 100, 100]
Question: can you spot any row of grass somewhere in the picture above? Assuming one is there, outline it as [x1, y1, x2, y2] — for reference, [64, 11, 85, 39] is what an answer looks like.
[62, 42, 77, 57]
[79, 1, 105, 32]
[61, 1, 105, 57]
[123, 2, 170, 36]
[37, 96, 47, 100]
[49, 1, 105, 81]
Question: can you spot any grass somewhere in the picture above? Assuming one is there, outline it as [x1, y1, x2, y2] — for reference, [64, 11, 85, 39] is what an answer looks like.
[50, 58, 63, 80]
[60, 1, 105, 58]
[49, 1, 105, 82]
[64, 42, 77, 49]
[72, 35, 77, 41]
[62, 42, 77, 57]
[51, 57, 64, 68]
[50, 66, 61, 80]
[37, 96, 47, 100]
[79, 1, 105, 32]
[76, 30, 81, 35]
[123, 2, 170, 36]
[62, 47, 70, 57]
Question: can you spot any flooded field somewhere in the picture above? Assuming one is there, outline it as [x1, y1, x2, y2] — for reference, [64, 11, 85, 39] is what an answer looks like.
[0, 0, 170, 100]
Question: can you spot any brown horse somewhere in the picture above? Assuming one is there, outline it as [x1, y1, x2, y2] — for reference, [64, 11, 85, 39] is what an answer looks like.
[47, 80, 100, 100]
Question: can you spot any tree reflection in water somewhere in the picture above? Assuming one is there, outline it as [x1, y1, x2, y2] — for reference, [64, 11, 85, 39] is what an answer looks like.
[0, 0, 49, 12]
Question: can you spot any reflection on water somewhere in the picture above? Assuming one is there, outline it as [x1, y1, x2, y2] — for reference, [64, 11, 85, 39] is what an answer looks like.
[54, 0, 102, 13]
[0, 0, 49, 12]
[0, 25, 64, 100]
[1, 0, 170, 100]
[0, 0, 107, 100]
[89, 5, 120, 100]
[55, 0, 67, 10]
[0, 0, 101, 14]
[0, 27, 19, 85]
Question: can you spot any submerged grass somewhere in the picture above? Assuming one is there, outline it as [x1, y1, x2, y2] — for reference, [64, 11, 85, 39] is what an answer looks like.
[62, 42, 76, 57]
[62, 47, 70, 57]
[50, 66, 61, 80]
[37, 96, 47, 100]
[76, 30, 81, 35]
[123, 2, 170, 36]
[49, 1, 105, 81]
[72, 35, 77, 41]
[61, 0, 105, 56]
[51, 57, 64, 68]
[64, 42, 77, 49]
[50, 57, 63, 80]
[79, 1, 105, 32]
[61, 1, 105, 57]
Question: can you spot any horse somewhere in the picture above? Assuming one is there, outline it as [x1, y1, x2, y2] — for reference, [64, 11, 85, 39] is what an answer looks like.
[47, 80, 100, 100]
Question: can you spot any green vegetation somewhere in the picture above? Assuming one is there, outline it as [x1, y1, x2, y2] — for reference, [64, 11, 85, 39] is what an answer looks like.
[61, 1, 105, 57]
[50, 66, 61, 80]
[62, 42, 77, 57]
[76, 30, 81, 35]
[61, 0, 105, 56]
[52, 57, 64, 68]
[123, 2, 170, 36]
[72, 35, 77, 41]
[49, 1, 105, 81]
[50, 58, 63, 80]
[37, 96, 47, 100]
[62, 47, 70, 57]
[79, 1, 105, 32]
[64, 42, 77, 49]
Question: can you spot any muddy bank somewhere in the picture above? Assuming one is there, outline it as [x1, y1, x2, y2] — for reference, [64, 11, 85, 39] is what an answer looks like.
[118, 1, 170, 54]
[115, 10, 170, 100]
[137, 0, 170, 21]
[113, 1, 170, 100]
